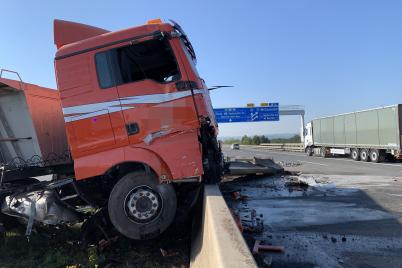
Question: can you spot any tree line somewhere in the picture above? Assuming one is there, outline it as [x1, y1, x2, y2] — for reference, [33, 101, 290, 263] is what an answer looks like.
[222, 134, 301, 145]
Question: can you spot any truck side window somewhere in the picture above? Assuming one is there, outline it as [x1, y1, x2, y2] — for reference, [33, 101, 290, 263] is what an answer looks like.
[95, 39, 180, 88]
[95, 52, 115, 89]
[115, 39, 180, 84]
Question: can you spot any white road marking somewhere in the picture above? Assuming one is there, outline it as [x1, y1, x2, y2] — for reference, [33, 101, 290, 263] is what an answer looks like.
[387, 193, 402, 197]
[327, 158, 402, 167]
[351, 183, 392, 187]
[299, 160, 328, 166]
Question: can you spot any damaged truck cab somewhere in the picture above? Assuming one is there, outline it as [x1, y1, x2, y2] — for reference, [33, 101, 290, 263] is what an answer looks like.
[53, 19, 222, 239]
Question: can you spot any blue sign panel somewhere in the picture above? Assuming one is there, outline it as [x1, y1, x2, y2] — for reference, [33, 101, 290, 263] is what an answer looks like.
[214, 103, 279, 123]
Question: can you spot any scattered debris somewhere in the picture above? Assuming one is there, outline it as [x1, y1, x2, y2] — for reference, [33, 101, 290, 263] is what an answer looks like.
[230, 209, 244, 232]
[160, 248, 180, 257]
[277, 161, 302, 167]
[263, 256, 273, 266]
[98, 236, 119, 251]
[231, 191, 241, 200]
[230, 190, 249, 201]
[243, 209, 264, 233]
[285, 176, 309, 191]
[252, 240, 285, 254]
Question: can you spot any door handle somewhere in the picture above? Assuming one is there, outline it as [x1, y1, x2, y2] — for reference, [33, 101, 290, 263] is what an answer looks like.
[126, 123, 139, 136]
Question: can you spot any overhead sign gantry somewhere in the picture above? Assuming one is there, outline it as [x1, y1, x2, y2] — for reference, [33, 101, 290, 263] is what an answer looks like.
[213, 103, 280, 123]
[213, 104, 306, 142]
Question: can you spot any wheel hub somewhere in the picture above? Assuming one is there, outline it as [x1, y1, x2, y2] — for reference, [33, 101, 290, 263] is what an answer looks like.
[125, 186, 161, 223]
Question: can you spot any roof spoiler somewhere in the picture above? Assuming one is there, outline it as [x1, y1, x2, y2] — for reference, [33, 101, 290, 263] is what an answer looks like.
[54, 19, 109, 49]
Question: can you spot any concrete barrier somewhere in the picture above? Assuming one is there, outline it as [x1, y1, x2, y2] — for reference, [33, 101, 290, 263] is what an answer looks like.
[190, 185, 257, 268]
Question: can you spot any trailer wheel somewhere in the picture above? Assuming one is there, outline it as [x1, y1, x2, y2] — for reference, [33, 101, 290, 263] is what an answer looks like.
[360, 149, 370, 162]
[351, 148, 360, 161]
[108, 171, 177, 240]
[369, 149, 384, 163]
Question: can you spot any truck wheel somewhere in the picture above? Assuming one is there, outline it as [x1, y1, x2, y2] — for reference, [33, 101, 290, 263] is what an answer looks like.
[108, 171, 177, 240]
[306, 147, 313, 156]
[360, 149, 370, 162]
[351, 148, 360, 161]
[370, 149, 383, 163]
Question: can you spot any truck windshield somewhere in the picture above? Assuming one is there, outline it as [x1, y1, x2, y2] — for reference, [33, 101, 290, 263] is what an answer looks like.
[95, 38, 180, 88]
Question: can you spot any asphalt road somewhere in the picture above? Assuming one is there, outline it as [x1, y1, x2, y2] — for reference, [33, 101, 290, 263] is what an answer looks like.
[223, 145, 402, 177]
[222, 145, 402, 267]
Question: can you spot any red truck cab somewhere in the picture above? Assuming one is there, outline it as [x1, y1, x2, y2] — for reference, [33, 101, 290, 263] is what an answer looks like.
[54, 19, 222, 239]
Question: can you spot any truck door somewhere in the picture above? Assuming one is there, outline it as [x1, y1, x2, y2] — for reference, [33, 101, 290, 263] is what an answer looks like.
[59, 51, 128, 155]
[110, 37, 196, 145]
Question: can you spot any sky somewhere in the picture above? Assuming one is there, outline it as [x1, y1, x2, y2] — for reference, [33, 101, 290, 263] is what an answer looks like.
[1, 0, 402, 137]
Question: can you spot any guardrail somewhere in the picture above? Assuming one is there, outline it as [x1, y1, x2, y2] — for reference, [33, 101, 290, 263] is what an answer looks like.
[190, 185, 257, 268]
[241, 143, 304, 152]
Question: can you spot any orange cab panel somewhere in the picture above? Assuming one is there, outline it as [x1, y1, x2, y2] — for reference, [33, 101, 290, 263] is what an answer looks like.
[54, 19, 217, 181]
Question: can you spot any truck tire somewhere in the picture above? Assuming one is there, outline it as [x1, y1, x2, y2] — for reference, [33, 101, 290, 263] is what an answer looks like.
[108, 171, 177, 240]
[351, 148, 360, 161]
[369, 149, 384, 163]
[360, 149, 370, 162]
[306, 147, 313, 156]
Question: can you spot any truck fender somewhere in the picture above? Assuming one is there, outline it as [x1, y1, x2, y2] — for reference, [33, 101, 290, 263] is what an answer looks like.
[122, 146, 172, 183]
[74, 147, 172, 183]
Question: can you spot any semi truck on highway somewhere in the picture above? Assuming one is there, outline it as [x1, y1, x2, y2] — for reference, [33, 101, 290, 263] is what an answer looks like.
[304, 105, 402, 162]
[0, 19, 224, 240]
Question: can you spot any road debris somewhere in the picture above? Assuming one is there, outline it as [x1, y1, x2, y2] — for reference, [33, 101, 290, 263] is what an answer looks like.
[252, 240, 285, 254]
[160, 248, 180, 257]
[230, 190, 249, 200]
[263, 256, 273, 266]
[242, 209, 264, 233]
[230, 209, 244, 232]
[98, 236, 119, 251]
[277, 161, 302, 167]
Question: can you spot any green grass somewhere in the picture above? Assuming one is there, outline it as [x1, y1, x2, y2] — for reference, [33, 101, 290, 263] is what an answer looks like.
[0, 223, 189, 268]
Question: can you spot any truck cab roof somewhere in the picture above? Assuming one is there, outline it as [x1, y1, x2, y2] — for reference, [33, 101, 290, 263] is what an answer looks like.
[54, 19, 174, 60]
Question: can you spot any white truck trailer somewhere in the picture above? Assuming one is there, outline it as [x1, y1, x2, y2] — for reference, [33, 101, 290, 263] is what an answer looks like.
[304, 105, 402, 162]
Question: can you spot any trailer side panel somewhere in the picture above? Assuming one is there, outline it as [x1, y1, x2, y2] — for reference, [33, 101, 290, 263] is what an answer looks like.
[313, 105, 400, 150]
[345, 113, 357, 145]
[356, 109, 379, 146]
[378, 106, 399, 148]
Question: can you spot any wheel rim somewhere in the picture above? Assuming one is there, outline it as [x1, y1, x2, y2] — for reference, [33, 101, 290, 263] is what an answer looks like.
[371, 152, 377, 161]
[353, 151, 358, 158]
[124, 186, 162, 223]
[362, 151, 367, 159]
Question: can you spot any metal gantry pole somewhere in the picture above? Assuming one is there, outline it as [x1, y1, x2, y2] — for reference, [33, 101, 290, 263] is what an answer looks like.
[300, 114, 305, 143]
